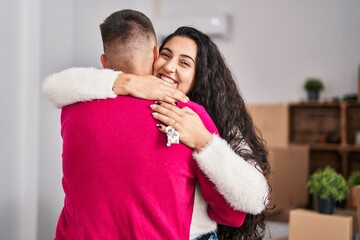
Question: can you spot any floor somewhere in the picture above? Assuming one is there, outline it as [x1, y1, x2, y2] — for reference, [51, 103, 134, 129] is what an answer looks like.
[264, 221, 289, 239]
[264, 210, 290, 239]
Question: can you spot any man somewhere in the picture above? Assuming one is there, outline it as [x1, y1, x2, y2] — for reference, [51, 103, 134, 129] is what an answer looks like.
[52, 9, 244, 239]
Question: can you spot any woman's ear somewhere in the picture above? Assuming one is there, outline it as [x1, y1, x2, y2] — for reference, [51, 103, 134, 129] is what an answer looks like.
[100, 54, 110, 69]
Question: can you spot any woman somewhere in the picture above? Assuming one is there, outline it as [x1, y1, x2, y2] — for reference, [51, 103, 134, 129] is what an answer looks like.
[151, 26, 270, 240]
[44, 27, 270, 240]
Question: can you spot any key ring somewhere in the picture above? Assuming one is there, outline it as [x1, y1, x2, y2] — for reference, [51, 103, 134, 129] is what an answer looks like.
[165, 126, 180, 147]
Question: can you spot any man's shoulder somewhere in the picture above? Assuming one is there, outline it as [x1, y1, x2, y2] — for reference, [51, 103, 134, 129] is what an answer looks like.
[180, 101, 206, 114]
[63, 95, 152, 109]
[61, 96, 153, 123]
[181, 101, 218, 134]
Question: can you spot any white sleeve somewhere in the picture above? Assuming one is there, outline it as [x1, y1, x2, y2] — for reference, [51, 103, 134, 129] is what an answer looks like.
[42, 67, 120, 108]
[193, 135, 269, 215]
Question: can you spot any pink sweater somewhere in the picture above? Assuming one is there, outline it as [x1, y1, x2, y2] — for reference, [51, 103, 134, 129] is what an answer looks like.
[56, 96, 245, 240]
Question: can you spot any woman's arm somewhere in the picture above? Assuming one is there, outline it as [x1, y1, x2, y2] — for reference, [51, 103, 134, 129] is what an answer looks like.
[43, 67, 118, 108]
[178, 102, 246, 227]
[193, 135, 268, 215]
[43, 67, 188, 108]
[150, 101, 268, 215]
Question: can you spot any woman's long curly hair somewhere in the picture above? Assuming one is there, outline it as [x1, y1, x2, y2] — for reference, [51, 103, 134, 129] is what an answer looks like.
[160, 27, 271, 240]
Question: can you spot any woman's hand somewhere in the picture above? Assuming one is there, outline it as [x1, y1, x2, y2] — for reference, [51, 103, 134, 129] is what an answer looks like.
[113, 74, 189, 105]
[150, 101, 213, 152]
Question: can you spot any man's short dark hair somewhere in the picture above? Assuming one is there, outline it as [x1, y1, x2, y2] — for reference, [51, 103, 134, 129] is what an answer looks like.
[100, 9, 156, 54]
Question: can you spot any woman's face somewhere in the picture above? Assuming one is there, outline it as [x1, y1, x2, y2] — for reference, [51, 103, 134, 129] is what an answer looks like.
[153, 36, 197, 95]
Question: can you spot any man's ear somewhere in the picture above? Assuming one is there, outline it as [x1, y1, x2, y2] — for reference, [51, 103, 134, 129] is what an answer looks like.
[100, 54, 110, 69]
[152, 45, 159, 74]
[153, 45, 159, 62]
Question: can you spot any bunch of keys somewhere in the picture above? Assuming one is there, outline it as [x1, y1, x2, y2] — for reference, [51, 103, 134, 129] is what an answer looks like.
[166, 126, 180, 147]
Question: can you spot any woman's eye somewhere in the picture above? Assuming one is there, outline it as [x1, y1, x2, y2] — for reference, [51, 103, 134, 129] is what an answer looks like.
[160, 53, 171, 59]
[180, 61, 190, 67]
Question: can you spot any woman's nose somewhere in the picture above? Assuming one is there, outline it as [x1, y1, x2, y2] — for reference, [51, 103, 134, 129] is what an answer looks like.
[164, 59, 176, 73]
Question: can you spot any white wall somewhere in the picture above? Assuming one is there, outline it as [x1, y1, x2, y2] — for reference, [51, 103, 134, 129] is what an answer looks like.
[1, 0, 41, 239]
[0, 1, 22, 239]
[69, 0, 360, 103]
[38, 1, 74, 239]
[0, 0, 359, 239]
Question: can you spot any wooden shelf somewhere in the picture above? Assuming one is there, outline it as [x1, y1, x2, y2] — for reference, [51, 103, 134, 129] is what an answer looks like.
[309, 144, 341, 151]
[345, 145, 360, 152]
[289, 101, 360, 178]
[308, 144, 360, 152]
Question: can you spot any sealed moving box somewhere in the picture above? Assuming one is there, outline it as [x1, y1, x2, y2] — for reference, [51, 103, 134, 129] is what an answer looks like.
[267, 145, 309, 217]
[247, 104, 289, 148]
[334, 208, 358, 238]
[356, 186, 360, 234]
[247, 104, 309, 218]
[288, 209, 353, 240]
[272, 209, 353, 240]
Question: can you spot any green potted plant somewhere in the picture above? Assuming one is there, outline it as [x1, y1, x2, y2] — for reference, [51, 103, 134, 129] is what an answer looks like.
[347, 171, 360, 208]
[307, 166, 349, 214]
[304, 77, 324, 100]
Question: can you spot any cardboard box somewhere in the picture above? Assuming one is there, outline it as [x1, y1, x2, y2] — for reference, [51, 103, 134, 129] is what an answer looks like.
[348, 186, 358, 208]
[288, 209, 353, 240]
[267, 145, 309, 219]
[272, 209, 353, 240]
[247, 104, 289, 148]
[247, 105, 309, 219]
[355, 186, 360, 233]
[334, 208, 358, 238]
